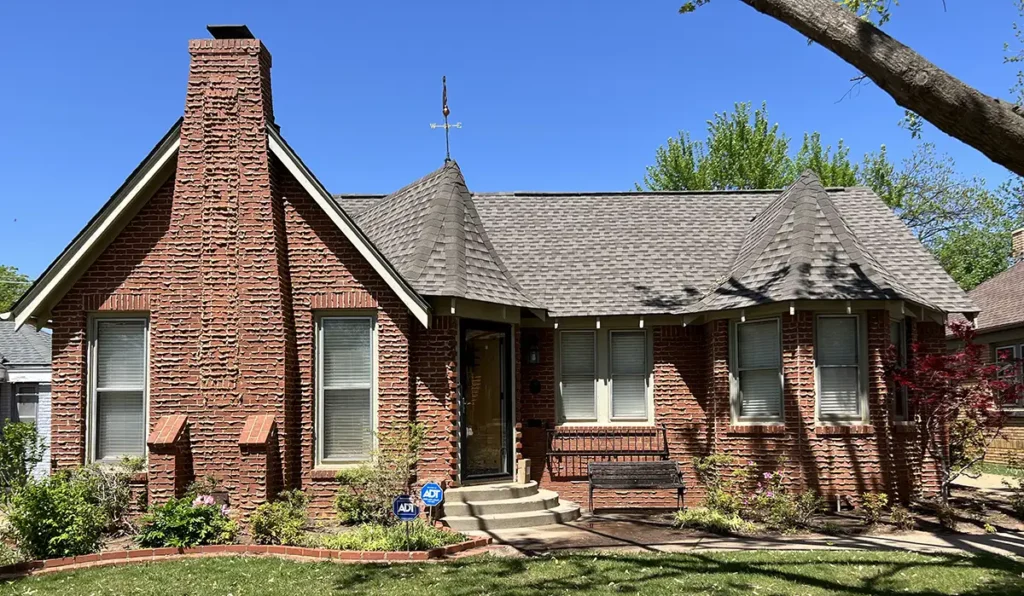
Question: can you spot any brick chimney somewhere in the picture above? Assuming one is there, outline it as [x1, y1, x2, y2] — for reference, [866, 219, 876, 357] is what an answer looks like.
[167, 25, 291, 507]
[1013, 228, 1024, 261]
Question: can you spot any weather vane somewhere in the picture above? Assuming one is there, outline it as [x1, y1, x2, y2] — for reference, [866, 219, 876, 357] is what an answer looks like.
[430, 76, 461, 162]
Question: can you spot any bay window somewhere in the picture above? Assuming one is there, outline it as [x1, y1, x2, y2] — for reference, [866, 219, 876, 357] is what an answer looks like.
[89, 318, 148, 462]
[816, 315, 865, 422]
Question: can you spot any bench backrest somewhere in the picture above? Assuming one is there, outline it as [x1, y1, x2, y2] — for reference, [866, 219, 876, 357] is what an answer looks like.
[588, 461, 682, 488]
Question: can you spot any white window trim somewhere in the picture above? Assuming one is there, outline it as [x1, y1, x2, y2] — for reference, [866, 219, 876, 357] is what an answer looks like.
[556, 328, 654, 426]
[729, 317, 784, 424]
[87, 315, 150, 464]
[315, 313, 378, 468]
[814, 314, 870, 425]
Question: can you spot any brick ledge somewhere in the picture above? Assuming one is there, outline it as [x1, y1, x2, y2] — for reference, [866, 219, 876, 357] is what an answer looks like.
[0, 537, 491, 578]
[816, 425, 876, 436]
[726, 425, 786, 435]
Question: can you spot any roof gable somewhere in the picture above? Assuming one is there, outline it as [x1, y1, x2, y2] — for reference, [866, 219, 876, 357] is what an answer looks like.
[965, 259, 1024, 332]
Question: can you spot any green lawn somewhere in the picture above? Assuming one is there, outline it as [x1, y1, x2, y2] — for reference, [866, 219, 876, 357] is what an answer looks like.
[974, 461, 1024, 479]
[1, 551, 1021, 595]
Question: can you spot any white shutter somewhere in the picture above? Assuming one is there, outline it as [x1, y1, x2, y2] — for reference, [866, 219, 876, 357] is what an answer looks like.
[560, 332, 596, 420]
[320, 318, 374, 462]
[93, 319, 147, 461]
[735, 320, 782, 420]
[610, 331, 647, 419]
[817, 316, 861, 419]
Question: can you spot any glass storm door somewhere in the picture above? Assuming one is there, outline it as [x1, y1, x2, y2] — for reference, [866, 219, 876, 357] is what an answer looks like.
[460, 321, 512, 479]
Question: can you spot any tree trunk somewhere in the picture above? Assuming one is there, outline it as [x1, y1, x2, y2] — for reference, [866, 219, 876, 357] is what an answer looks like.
[739, 0, 1024, 177]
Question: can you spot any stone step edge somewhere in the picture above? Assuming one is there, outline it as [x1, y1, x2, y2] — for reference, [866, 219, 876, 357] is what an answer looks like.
[441, 501, 581, 523]
[441, 490, 561, 515]
[443, 481, 539, 502]
[0, 537, 492, 578]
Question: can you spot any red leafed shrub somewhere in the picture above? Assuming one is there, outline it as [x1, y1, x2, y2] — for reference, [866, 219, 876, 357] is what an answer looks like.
[891, 319, 1024, 502]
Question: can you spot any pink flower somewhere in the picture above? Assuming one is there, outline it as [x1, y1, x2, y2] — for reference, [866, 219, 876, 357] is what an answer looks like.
[766, 491, 775, 498]
[193, 495, 215, 507]
[747, 461, 755, 466]
[221, 504, 231, 517]
[764, 472, 772, 479]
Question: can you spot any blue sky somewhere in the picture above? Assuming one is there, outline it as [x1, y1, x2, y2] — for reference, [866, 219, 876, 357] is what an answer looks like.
[1, 0, 1020, 278]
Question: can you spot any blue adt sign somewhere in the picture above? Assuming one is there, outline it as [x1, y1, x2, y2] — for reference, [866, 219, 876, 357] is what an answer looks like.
[392, 495, 420, 521]
[420, 482, 444, 507]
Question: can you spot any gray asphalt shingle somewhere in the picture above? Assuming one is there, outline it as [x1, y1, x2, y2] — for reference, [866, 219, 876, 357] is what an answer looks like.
[0, 321, 51, 366]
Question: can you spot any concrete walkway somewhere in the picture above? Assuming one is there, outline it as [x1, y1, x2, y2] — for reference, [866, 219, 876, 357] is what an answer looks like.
[469, 514, 1024, 559]
[953, 472, 1018, 494]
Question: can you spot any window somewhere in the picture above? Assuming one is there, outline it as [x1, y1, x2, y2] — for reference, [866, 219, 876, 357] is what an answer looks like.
[90, 318, 147, 462]
[559, 331, 597, 421]
[13, 383, 39, 425]
[732, 319, 783, 422]
[557, 328, 652, 424]
[610, 331, 648, 420]
[995, 344, 1024, 407]
[890, 319, 910, 421]
[318, 316, 375, 464]
[816, 315, 864, 421]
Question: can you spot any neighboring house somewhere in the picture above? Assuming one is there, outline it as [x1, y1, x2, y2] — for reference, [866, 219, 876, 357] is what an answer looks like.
[0, 320, 52, 477]
[8, 27, 975, 523]
[948, 229, 1024, 466]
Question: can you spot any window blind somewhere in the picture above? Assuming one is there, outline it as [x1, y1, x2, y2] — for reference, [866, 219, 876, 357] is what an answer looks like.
[560, 331, 596, 420]
[890, 320, 909, 420]
[736, 320, 782, 420]
[94, 320, 147, 461]
[610, 331, 647, 419]
[320, 318, 374, 461]
[817, 316, 860, 418]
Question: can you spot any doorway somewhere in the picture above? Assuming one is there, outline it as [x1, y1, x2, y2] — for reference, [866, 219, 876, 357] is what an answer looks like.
[460, 320, 513, 480]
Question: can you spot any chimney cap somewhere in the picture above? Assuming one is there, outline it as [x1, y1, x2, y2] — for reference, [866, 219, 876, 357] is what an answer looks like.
[207, 24, 255, 40]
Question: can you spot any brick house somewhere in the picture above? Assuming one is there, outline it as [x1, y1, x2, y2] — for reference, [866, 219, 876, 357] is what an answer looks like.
[8, 27, 977, 524]
[947, 229, 1024, 466]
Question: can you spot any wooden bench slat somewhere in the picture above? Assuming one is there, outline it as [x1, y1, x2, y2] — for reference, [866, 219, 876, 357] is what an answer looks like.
[587, 461, 684, 511]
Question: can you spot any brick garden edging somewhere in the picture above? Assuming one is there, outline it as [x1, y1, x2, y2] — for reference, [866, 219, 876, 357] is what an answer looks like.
[0, 537, 491, 579]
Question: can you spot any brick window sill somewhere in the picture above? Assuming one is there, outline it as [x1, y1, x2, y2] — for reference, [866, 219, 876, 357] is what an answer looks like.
[310, 469, 341, 481]
[816, 425, 875, 436]
[129, 472, 148, 484]
[727, 425, 786, 435]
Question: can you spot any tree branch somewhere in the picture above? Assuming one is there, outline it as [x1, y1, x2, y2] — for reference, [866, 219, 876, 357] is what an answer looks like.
[739, 0, 1024, 177]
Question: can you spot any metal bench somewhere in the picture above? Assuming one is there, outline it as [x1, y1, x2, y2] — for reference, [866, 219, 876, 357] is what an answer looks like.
[587, 461, 684, 512]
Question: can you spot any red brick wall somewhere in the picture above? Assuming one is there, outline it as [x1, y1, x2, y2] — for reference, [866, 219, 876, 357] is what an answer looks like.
[518, 313, 945, 511]
[963, 332, 1024, 466]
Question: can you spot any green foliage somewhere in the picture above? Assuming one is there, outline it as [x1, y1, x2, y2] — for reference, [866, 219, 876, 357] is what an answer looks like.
[673, 507, 754, 535]
[0, 422, 46, 503]
[5, 471, 107, 559]
[334, 423, 425, 525]
[71, 457, 145, 534]
[793, 133, 858, 187]
[0, 541, 23, 566]
[692, 454, 747, 515]
[744, 470, 823, 532]
[860, 492, 889, 525]
[250, 490, 309, 546]
[136, 497, 237, 548]
[1005, 1, 1024, 105]
[184, 476, 222, 501]
[0, 265, 30, 313]
[889, 505, 915, 532]
[308, 520, 465, 552]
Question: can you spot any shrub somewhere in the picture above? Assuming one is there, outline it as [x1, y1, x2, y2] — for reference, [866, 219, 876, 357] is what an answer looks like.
[308, 520, 465, 551]
[1003, 478, 1024, 519]
[71, 457, 146, 534]
[744, 470, 821, 532]
[889, 506, 915, 531]
[674, 507, 754, 535]
[0, 422, 46, 502]
[0, 541, 23, 566]
[692, 455, 750, 515]
[136, 496, 238, 548]
[250, 490, 308, 545]
[5, 471, 106, 559]
[335, 423, 425, 525]
[861, 492, 889, 525]
[185, 476, 222, 501]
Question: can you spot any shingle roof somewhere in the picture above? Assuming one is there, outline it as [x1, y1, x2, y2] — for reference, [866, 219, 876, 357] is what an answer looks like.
[963, 260, 1024, 333]
[335, 170, 974, 319]
[352, 162, 539, 310]
[0, 321, 52, 367]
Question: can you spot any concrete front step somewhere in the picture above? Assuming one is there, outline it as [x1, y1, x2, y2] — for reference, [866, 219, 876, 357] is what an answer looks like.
[442, 501, 582, 531]
[444, 481, 539, 503]
[443, 489, 562, 517]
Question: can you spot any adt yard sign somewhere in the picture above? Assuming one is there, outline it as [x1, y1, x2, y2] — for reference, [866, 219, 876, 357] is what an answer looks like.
[392, 495, 420, 521]
[420, 482, 444, 507]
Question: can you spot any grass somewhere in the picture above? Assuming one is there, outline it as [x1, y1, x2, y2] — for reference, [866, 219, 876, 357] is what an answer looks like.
[303, 521, 467, 551]
[973, 461, 1024, 479]
[0, 551, 1021, 595]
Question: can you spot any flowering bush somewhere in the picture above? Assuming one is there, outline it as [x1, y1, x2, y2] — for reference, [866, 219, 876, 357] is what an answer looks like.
[136, 496, 237, 548]
[692, 455, 750, 515]
[743, 470, 822, 531]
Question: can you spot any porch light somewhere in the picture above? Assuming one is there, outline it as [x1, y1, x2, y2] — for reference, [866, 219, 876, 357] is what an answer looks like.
[526, 340, 541, 365]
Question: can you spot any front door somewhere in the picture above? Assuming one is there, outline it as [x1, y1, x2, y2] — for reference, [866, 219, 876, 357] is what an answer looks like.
[460, 320, 513, 480]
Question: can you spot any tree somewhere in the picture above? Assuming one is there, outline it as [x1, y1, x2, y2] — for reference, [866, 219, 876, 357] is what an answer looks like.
[680, 0, 1024, 178]
[0, 265, 31, 313]
[640, 102, 859, 190]
[891, 320, 1024, 503]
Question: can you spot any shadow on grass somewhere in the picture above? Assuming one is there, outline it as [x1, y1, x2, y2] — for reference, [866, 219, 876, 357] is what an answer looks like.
[330, 551, 1024, 596]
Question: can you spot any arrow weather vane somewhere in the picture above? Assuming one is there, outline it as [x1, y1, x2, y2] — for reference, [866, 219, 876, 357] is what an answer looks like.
[430, 76, 461, 162]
